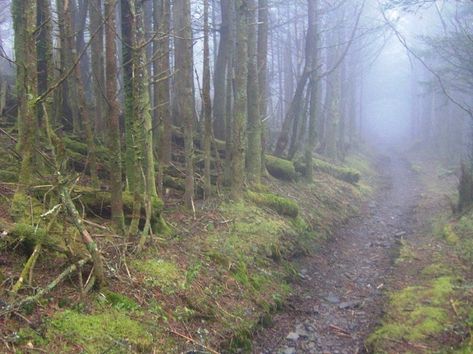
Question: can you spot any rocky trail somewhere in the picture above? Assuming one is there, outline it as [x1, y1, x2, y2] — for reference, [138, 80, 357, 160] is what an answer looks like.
[253, 152, 425, 353]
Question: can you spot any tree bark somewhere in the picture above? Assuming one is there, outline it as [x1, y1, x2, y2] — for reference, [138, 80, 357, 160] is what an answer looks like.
[173, 0, 195, 208]
[257, 0, 268, 175]
[153, 0, 172, 194]
[56, 0, 80, 134]
[62, 0, 99, 186]
[304, 0, 320, 181]
[202, 0, 213, 198]
[273, 70, 310, 157]
[74, 0, 92, 98]
[223, 2, 235, 186]
[230, 0, 249, 200]
[105, 0, 125, 234]
[121, 0, 137, 192]
[246, 0, 262, 185]
[90, 0, 106, 134]
[121, 0, 141, 235]
[37, 0, 54, 130]
[213, 0, 231, 140]
[12, 0, 37, 190]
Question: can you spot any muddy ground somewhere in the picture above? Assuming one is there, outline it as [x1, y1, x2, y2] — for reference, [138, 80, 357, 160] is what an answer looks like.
[252, 151, 428, 354]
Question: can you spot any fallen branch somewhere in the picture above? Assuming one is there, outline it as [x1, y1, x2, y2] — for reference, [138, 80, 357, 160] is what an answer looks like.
[329, 324, 352, 338]
[82, 219, 110, 231]
[386, 337, 430, 350]
[59, 181, 105, 287]
[2, 257, 91, 316]
[11, 206, 62, 293]
[450, 298, 459, 317]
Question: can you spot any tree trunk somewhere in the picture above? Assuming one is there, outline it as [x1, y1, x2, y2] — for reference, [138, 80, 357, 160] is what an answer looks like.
[12, 0, 37, 190]
[246, 0, 262, 185]
[134, 0, 159, 205]
[121, 0, 141, 235]
[289, 87, 310, 160]
[90, 0, 106, 134]
[173, 0, 195, 208]
[338, 55, 347, 161]
[257, 0, 268, 175]
[213, 0, 231, 140]
[63, 0, 99, 186]
[273, 70, 310, 157]
[224, 45, 234, 186]
[202, 0, 213, 198]
[105, 0, 125, 234]
[223, 2, 235, 186]
[57, 0, 80, 134]
[153, 0, 172, 194]
[304, 0, 320, 181]
[37, 0, 54, 130]
[74, 0, 92, 98]
[230, 0, 249, 200]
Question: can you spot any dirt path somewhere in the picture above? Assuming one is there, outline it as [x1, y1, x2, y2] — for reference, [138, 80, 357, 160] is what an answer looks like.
[252, 152, 424, 354]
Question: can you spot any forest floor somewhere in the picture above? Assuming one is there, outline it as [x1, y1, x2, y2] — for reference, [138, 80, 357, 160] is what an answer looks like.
[253, 147, 472, 353]
[0, 134, 369, 353]
[1, 140, 472, 353]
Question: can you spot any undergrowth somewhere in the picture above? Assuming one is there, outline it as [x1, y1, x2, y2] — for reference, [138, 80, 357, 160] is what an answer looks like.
[0, 152, 370, 353]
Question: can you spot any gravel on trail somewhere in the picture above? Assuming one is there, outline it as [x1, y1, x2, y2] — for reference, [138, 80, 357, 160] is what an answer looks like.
[253, 153, 423, 354]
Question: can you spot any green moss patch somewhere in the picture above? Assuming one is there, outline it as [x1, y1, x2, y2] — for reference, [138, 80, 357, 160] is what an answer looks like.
[367, 275, 458, 351]
[10, 192, 43, 222]
[47, 310, 153, 353]
[131, 259, 184, 294]
[443, 223, 461, 245]
[294, 157, 361, 184]
[421, 263, 453, 277]
[14, 327, 48, 347]
[345, 153, 374, 177]
[197, 201, 301, 349]
[395, 240, 417, 264]
[58, 187, 165, 228]
[312, 159, 360, 184]
[246, 191, 299, 218]
[100, 290, 140, 311]
[72, 188, 135, 215]
[206, 202, 293, 264]
[63, 136, 109, 160]
[265, 155, 296, 181]
[447, 212, 473, 264]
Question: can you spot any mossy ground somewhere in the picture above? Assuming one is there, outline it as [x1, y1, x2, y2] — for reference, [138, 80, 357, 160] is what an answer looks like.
[246, 190, 299, 218]
[367, 275, 458, 350]
[0, 152, 370, 353]
[46, 309, 154, 353]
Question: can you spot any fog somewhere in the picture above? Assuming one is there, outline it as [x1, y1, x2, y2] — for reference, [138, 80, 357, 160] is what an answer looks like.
[363, 36, 411, 145]
[0, 0, 471, 167]
[353, 1, 471, 163]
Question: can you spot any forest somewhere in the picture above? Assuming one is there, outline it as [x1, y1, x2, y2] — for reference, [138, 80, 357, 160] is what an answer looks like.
[0, 0, 472, 352]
